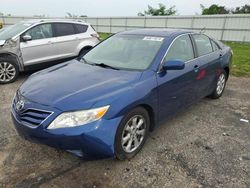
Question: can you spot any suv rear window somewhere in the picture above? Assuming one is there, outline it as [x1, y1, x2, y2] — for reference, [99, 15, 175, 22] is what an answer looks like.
[75, 24, 88, 33]
[54, 23, 75, 37]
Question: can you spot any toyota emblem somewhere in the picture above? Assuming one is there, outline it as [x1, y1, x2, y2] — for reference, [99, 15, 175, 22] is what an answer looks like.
[16, 100, 25, 112]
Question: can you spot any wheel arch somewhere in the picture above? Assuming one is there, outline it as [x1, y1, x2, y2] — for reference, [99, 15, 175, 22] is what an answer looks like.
[224, 66, 229, 80]
[0, 52, 22, 71]
[78, 45, 93, 56]
[140, 104, 156, 132]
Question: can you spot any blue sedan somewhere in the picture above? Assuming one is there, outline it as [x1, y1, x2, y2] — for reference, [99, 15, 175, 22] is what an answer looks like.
[11, 29, 232, 160]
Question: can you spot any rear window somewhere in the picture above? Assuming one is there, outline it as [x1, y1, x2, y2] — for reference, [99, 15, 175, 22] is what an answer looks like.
[75, 24, 88, 33]
[193, 34, 213, 56]
[211, 40, 220, 51]
[54, 23, 75, 37]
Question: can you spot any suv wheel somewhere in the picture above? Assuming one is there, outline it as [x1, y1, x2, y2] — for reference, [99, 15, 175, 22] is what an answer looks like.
[0, 57, 19, 84]
[115, 107, 149, 160]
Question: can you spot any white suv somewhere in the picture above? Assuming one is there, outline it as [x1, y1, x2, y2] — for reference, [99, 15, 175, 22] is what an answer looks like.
[0, 19, 100, 84]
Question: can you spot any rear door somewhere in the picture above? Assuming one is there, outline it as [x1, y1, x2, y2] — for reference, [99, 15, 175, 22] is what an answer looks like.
[20, 23, 58, 65]
[157, 34, 199, 121]
[52, 23, 79, 58]
[191, 34, 222, 98]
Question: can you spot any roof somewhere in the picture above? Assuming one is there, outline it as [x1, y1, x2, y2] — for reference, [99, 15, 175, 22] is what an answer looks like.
[20, 19, 87, 25]
[118, 28, 194, 37]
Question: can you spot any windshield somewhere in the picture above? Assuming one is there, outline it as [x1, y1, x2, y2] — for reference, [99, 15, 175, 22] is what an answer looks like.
[0, 22, 32, 40]
[83, 35, 164, 71]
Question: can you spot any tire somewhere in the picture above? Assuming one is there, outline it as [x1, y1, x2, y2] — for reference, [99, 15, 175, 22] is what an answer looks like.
[209, 70, 227, 99]
[0, 57, 19, 84]
[115, 107, 150, 160]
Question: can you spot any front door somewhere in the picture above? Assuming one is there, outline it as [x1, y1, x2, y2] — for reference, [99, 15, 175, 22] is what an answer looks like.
[20, 23, 58, 65]
[157, 34, 199, 121]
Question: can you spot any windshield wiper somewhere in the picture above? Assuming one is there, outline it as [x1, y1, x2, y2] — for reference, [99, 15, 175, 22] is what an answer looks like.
[79, 57, 91, 64]
[92, 63, 120, 70]
[80, 58, 120, 70]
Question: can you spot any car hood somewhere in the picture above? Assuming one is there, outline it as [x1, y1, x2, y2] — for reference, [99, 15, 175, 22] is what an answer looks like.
[0, 40, 5, 46]
[19, 60, 142, 111]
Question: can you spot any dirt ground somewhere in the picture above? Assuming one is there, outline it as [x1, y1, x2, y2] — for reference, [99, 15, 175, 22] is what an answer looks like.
[0, 74, 249, 188]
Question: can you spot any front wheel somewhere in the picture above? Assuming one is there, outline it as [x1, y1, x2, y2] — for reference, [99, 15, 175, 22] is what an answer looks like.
[209, 70, 227, 99]
[115, 107, 150, 160]
[0, 58, 19, 84]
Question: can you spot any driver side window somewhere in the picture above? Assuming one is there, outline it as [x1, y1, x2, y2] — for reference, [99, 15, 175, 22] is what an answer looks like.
[24, 24, 53, 40]
[164, 35, 194, 62]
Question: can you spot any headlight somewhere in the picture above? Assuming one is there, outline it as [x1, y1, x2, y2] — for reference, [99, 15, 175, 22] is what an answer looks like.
[47, 105, 110, 129]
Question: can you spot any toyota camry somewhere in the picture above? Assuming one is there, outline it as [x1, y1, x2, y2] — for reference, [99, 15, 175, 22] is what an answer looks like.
[11, 29, 232, 160]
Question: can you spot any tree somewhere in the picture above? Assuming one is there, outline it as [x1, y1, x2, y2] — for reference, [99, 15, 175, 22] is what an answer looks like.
[200, 4, 230, 15]
[65, 12, 86, 18]
[138, 3, 177, 16]
[232, 4, 250, 14]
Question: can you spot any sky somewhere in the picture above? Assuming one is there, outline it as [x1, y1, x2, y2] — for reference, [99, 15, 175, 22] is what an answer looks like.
[0, 0, 249, 17]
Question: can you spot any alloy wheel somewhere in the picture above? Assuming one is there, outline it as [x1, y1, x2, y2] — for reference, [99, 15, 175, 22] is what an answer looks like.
[216, 73, 226, 95]
[0, 62, 16, 82]
[121, 115, 146, 153]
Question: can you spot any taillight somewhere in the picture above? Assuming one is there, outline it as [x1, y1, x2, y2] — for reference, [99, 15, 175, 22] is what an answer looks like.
[91, 33, 100, 39]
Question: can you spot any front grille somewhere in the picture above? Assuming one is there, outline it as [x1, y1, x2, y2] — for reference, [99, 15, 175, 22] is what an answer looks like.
[17, 109, 52, 126]
[12, 92, 53, 127]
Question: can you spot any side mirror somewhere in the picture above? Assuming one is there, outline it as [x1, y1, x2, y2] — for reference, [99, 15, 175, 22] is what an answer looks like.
[22, 35, 32, 42]
[163, 60, 185, 70]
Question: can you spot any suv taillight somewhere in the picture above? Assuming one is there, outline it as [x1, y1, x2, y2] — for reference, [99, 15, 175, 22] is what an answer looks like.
[91, 33, 100, 39]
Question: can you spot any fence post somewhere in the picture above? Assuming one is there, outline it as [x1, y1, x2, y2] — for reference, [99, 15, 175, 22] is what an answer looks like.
[125, 17, 128, 30]
[190, 16, 195, 30]
[96, 17, 99, 33]
[220, 16, 227, 41]
[144, 16, 146, 28]
[165, 16, 168, 28]
[110, 17, 112, 33]
[2, 15, 5, 27]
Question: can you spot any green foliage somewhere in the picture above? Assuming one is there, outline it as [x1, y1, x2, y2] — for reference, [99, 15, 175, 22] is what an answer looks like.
[200, 4, 230, 15]
[232, 4, 250, 14]
[201, 4, 250, 15]
[138, 3, 177, 16]
[98, 33, 112, 41]
[225, 42, 250, 77]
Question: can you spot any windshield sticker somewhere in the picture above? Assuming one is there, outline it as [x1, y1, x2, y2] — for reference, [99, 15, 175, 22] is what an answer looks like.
[143, 36, 164, 42]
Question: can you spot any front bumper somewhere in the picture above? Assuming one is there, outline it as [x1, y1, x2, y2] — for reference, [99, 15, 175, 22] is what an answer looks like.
[11, 101, 122, 159]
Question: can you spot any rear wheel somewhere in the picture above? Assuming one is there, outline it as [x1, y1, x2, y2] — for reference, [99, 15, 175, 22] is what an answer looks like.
[115, 107, 149, 160]
[209, 70, 227, 99]
[0, 57, 19, 84]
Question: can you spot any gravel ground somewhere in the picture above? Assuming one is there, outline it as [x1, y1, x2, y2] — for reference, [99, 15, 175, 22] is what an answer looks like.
[0, 74, 249, 188]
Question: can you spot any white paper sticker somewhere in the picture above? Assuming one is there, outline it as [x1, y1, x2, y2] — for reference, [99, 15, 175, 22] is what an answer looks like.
[143, 36, 164, 42]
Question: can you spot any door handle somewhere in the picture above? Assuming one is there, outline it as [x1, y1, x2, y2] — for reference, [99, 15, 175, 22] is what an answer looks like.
[194, 65, 199, 72]
[47, 41, 52, 44]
